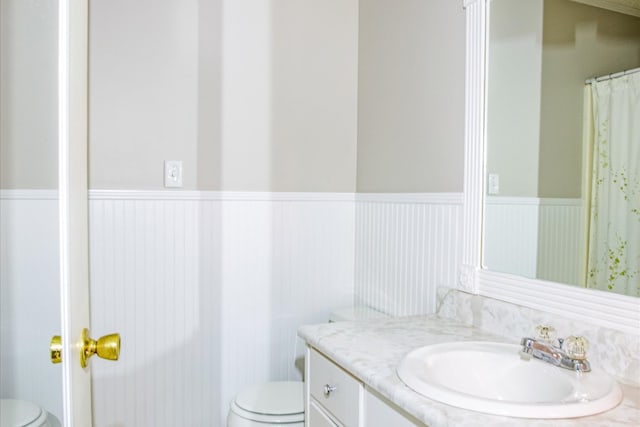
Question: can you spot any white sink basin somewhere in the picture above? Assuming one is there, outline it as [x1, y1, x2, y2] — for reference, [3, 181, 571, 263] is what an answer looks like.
[397, 341, 622, 418]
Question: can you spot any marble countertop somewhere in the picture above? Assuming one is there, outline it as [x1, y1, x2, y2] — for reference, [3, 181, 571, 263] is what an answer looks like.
[298, 315, 640, 427]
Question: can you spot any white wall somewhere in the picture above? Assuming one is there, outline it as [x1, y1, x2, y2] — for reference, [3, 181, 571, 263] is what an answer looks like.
[484, 196, 584, 286]
[0, 193, 62, 422]
[89, 0, 359, 192]
[221, 0, 359, 192]
[87, 191, 357, 426]
[1, 2, 468, 426]
[484, 197, 540, 278]
[538, 0, 640, 198]
[0, 190, 463, 426]
[3, 0, 468, 193]
[354, 194, 463, 315]
[536, 198, 585, 285]
[89, 0, 200, 190]
[356, 0, 465, 193]
[0, 0, 58, 189]
[86, 192, 463, 427]
[487, 0, 640, 199]
[486, 0, 543, 197]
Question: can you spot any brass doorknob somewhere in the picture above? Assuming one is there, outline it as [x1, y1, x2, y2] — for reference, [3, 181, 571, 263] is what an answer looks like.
[80, 328, 120, 368]
[50, 329, 120, 367]
[50, 336, 62, 364]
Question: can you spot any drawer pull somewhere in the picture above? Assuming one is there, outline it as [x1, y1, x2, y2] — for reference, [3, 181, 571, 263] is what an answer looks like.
[323, 384, 337, 396]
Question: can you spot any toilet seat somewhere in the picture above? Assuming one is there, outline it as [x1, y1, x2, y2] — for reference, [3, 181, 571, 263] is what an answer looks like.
[0, 399, 50, 427]
[230, 381, 304, 423]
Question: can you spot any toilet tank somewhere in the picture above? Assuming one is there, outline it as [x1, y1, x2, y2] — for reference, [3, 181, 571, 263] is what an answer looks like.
[329, 306, 388, 322]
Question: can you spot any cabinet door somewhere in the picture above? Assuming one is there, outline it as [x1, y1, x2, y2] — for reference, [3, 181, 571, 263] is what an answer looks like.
[364, 387, 424, 427]
[309, 401, 339, 427]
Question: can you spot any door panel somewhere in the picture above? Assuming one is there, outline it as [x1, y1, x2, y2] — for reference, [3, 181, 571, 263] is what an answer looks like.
[59, 0, 92, 425]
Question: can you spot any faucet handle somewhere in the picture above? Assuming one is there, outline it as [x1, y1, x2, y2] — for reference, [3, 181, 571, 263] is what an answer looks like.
[535, 325, 557, 343]
[563, 336, 589, 360]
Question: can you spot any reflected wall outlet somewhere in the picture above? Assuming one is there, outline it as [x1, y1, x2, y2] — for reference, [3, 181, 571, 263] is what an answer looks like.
[164, 161, 183, 188]
[488, 173, 499, 195]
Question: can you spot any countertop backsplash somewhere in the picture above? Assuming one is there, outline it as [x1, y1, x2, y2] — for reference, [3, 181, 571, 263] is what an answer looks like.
[436, 288, 640, 387]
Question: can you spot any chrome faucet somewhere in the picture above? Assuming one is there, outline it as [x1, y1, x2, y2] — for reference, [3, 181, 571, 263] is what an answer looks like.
[520, 326, 591, 373]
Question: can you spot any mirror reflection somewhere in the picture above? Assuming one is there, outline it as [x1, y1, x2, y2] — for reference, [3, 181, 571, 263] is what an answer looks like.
[484, 0, 640, 296]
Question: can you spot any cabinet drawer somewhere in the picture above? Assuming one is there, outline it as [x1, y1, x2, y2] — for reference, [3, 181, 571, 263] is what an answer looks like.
[309, 401, 339, 427]
[309, 348, 361, 427]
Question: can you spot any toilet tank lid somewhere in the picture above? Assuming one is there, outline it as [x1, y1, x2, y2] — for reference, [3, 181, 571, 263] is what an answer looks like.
[0, 399, 44, 426]
[329, 306, 388, 322]
[235, 381, 303, 416]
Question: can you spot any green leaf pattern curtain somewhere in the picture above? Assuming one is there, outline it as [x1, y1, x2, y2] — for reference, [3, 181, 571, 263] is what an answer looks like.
[587, 72, 640, 296]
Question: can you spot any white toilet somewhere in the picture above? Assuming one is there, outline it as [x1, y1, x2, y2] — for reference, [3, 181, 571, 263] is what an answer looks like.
[227, 381, 304, 427]
[0, 399, 52, 427]
[226, 307, 387, 426]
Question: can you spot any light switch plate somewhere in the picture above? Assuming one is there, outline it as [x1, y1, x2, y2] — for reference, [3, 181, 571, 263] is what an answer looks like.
[488, 173, 499, 195]
[164, 161, 183, 188]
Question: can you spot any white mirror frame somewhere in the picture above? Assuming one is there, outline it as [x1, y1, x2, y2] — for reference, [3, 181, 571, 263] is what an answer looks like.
[459, 0, 639, 335]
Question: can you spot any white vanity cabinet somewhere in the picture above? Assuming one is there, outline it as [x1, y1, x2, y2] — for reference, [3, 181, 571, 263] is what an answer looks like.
[363, 387, 423, 427]
[305, 346, 424, 427]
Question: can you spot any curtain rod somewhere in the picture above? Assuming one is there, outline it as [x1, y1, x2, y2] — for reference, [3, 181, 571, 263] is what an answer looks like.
[585, 67, 640, 84]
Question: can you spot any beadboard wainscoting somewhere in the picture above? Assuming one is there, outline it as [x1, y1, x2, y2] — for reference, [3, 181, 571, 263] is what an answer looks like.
[2, 190, 465, 426]
[484, 197, 584, 286]
[0, 191, 63, 424]
[87, 191, 356, 426]
[354, 193, 464, 316]
[536, 198, 585, 286]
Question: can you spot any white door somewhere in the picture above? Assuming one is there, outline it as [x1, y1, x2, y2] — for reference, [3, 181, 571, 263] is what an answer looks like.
[58, 1, 116, 426]
[0, 0, 93, 425]
[0, 0, 94, 423]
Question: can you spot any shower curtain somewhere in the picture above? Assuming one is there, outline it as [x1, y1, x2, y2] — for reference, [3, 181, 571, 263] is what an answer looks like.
[587, 72, 640, 297]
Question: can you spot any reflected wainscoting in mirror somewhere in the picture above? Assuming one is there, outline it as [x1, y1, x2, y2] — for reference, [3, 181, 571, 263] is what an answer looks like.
[484, 196, 584, 286]
[483, 0, 640, 297]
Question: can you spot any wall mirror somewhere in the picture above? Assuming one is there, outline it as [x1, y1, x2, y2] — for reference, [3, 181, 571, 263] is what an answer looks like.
[483, 0, 640, 296]
[458, 0, 640, 334]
